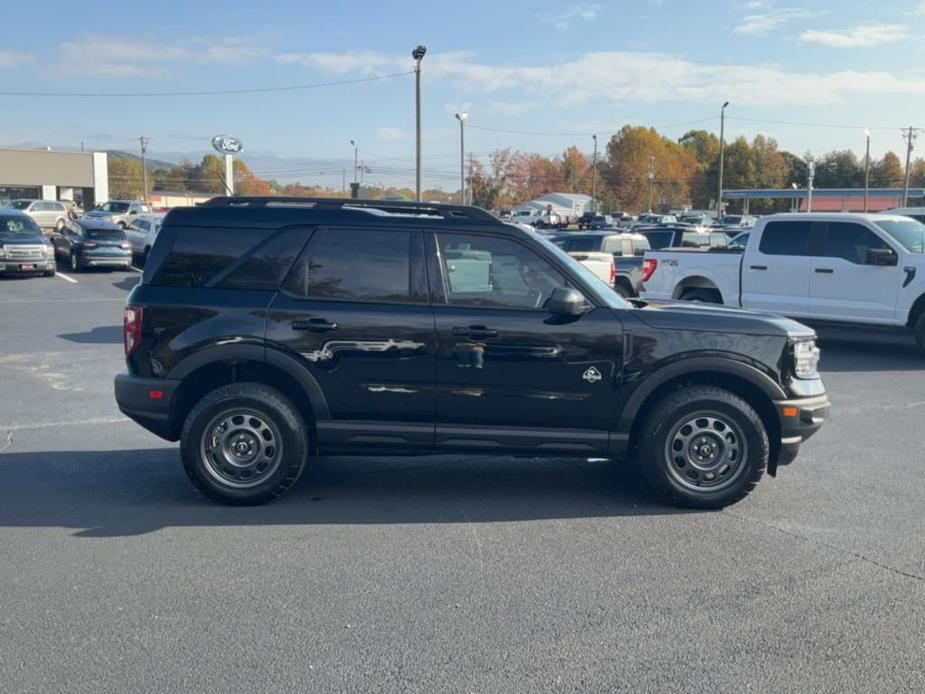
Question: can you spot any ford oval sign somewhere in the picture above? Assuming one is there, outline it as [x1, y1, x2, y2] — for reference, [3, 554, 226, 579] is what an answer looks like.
[211, 135, 243, 155]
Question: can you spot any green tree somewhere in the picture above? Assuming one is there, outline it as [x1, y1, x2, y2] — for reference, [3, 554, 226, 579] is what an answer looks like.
[872, 151, 905, 187]
[108, 158, 144, 199]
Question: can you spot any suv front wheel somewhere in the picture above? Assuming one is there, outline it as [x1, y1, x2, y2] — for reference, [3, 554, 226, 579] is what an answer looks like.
[180, 383, 309, 505]
[637, 386, 768, 508]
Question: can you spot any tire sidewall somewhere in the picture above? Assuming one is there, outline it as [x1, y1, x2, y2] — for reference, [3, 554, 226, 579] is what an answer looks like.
[641, 391, 768, 508]
[180, 385, 308, 504]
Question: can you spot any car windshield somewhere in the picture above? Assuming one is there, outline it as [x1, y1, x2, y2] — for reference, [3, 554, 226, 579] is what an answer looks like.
[100, 202, 130, 213]
[0, 215, 42, 236]
[875, 219, 925, 253]
[7, 200, 31, 210]
[526, 229, 630, 309]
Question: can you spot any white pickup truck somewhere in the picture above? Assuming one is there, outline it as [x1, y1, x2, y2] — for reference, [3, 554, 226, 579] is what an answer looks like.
[642, 213, 925, 352]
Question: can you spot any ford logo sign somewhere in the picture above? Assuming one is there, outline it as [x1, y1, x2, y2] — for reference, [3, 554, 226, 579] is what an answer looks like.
[211, 135, 243, 154]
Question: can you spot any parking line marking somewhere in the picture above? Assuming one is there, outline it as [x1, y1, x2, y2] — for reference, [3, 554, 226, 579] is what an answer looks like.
[55, 271, 78, 284]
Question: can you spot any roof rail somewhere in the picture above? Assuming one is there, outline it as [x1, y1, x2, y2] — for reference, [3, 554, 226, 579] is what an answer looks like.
[200, 196, 502, 224]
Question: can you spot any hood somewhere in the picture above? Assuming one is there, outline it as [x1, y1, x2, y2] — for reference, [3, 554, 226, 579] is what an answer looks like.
[0, 234, 48, 246]
[85, 210, 112, 217]
[632, 299, 815, 339]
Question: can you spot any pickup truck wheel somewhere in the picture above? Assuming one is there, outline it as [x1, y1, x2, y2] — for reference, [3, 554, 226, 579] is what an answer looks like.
[680, 288, 721, 304]
[914, 313, 925, 355]
[613, 282, 633, 299]
[180, 383, 309, 505]
[637, 386, 768, 509]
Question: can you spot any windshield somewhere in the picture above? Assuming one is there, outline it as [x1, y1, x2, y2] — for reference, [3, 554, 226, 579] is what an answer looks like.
[875, 219, 925, 253]
[7, 200, 31, 210]
[0, 215, 42, 236]
[527, 228, 630, 309]
[99, 202, 130, 213]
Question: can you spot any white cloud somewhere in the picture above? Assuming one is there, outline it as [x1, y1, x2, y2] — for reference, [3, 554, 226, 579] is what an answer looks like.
[377, 127, 406, 141]
[0, 50, 35, 69]
[277, 50, 473, 75]
[912, 1, 925, 15]
[53, 35, 266, 77]
[537, 3, 601, 31]
[487, 101, 539, 115]
[735, 7, 821, 36]
[800, 24, 908, 48]
[287, 49, 925, 107]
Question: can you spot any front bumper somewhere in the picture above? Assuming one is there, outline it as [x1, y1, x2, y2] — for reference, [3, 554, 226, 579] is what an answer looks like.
[773, 393, 830, 466]
[0, 260, 55, 275]
[114, 373, 181, 441]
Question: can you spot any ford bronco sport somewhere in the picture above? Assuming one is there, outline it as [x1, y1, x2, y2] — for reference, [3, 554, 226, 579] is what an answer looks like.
[115, 197, 829, 508]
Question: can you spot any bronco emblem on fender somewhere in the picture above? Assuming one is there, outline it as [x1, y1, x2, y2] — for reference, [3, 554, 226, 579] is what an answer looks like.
[582, 366, 602, 384]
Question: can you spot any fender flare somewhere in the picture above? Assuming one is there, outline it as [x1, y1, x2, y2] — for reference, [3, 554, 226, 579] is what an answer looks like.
[167, 342, 330, 421]
[616, 355, 786, 434]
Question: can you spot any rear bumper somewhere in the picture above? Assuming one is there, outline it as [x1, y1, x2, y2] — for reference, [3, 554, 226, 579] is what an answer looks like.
[82, 254, 131, 267]
[114, 373, 181, 441]
[773, 393, 830, 466]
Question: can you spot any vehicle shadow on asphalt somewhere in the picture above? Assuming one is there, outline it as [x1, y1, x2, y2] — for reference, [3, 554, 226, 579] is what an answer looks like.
[58, 325, 123, 344]
[816, 331, 924, 372]
[112, 275, 140, 292]
[0, 449, 692, 537]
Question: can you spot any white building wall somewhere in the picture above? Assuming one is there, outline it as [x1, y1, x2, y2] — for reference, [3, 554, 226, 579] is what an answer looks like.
[41, 185, 56, 200]
[92, 152, 109, 204]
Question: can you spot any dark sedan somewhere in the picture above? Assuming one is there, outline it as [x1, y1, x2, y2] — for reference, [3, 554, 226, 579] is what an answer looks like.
[51, 219, 132, 272]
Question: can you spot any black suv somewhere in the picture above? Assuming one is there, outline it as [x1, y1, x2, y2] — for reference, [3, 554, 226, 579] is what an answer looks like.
[115, 198, 829, 508]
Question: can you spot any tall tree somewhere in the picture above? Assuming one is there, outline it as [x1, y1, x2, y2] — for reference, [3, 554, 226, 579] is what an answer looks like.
[108, 158, 144, 199]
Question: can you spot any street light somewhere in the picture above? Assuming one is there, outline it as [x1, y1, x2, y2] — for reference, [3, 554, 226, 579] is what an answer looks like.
[412, 45, 427, 202]
[455, 112, 468, 204]
[864, 129, 871, 213]
[591, 134, 598, 214]
[717, 101, 729, 219]
[349, 140, 358, 184]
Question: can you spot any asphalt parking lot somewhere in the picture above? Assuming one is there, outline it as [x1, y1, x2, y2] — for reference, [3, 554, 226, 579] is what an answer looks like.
[0, 269, 923, 693]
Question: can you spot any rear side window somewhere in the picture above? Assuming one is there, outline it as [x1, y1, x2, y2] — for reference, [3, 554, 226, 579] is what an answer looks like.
[759, 221, 813, 256]
[154, 227, 282, 288]
[218, 227, 310, 291]
[642, 231, 673, 250]
[283, 228, 416, 303]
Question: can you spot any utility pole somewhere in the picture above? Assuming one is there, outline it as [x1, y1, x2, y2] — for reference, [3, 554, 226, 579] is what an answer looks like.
[455, 112, 468, 203]
[350, 140, 358, 184]
[138, 136, 150, 203]
[647, 156, 656, 213]
[342, 169, 346, 193]
[864, 129, 871, 213]
[807, 160, 815, 213]
[412, 45, 427, 202]
[903, 126, 917, 207]
[590, 134, 598, 214]
[717, 101, 729, 219]
[468, 153, 474, 205]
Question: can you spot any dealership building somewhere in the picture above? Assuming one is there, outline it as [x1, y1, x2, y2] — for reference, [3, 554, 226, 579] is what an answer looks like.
[0, 148, 109, 208]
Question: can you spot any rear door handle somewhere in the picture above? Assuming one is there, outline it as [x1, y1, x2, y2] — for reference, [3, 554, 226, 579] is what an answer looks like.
[749, 265, 768, 271]
[814, 268, 834, 274]
[452, 325, 499, 339]
[292, 318, 338, 333]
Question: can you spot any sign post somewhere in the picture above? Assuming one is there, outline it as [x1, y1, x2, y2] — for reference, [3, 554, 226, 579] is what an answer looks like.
[211, 135, 244, 197]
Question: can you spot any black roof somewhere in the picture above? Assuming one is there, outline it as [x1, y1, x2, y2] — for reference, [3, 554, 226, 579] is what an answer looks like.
[164, 196, 508, 231]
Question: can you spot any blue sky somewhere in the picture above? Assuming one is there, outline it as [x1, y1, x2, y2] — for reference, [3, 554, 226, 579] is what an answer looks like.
[2, 0, 925, 189]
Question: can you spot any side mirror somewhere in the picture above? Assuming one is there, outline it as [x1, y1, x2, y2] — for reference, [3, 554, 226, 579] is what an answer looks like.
[546, 287, 591, 316]
[867, 248, 897, 266]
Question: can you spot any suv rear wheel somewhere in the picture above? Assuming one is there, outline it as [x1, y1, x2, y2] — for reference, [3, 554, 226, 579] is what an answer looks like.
[637, 386, 768, 508]
[180, 383, 309, 505]
[913, 313, 925, 356]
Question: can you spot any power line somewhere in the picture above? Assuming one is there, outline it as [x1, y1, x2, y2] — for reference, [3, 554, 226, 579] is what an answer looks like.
[727, 115, 909, 131]
[0, 71, 412, 98]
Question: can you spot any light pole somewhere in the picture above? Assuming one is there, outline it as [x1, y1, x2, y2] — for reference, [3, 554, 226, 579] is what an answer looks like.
[412, 45, 427, 202]
[717, 101, 729, 219]
[350, 140, 358, 184]
[138, 136, 150, 203]
[455, 112, 468, 204]
[807, 160, 815, 213]
[902, 126, 917, 207]
[590, 134, 598, 214]
[647, 156, 656, 213]
[864, 129, 871, 213]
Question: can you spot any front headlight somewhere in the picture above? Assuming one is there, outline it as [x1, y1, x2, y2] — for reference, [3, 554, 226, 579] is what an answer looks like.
[44, 244, 54, 258]
[0, 245, 6, 259]
[793, 339, 821, 379]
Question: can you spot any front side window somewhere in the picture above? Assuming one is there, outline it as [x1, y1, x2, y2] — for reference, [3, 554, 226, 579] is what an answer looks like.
[820, 223, 890, 264]
[284, 228, 415, 303]
[759, 221, 813, 256]
[436, 233, 567, 310]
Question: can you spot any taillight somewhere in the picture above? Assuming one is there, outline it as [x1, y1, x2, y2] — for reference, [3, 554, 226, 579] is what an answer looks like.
[642, 258, 658, 282]
[124, 306, 143, 357]
[609, 258, 616, 286]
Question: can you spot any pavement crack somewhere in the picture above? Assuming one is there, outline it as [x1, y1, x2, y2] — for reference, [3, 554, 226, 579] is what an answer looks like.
[723, 509, 924, 583]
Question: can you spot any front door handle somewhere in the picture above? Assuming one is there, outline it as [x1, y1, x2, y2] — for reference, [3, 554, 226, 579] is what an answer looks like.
[452, 325, 499, 339]
[292, 318, 338, 333]
[749, 265, 768, 271]
[814, 268, 834, 274]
